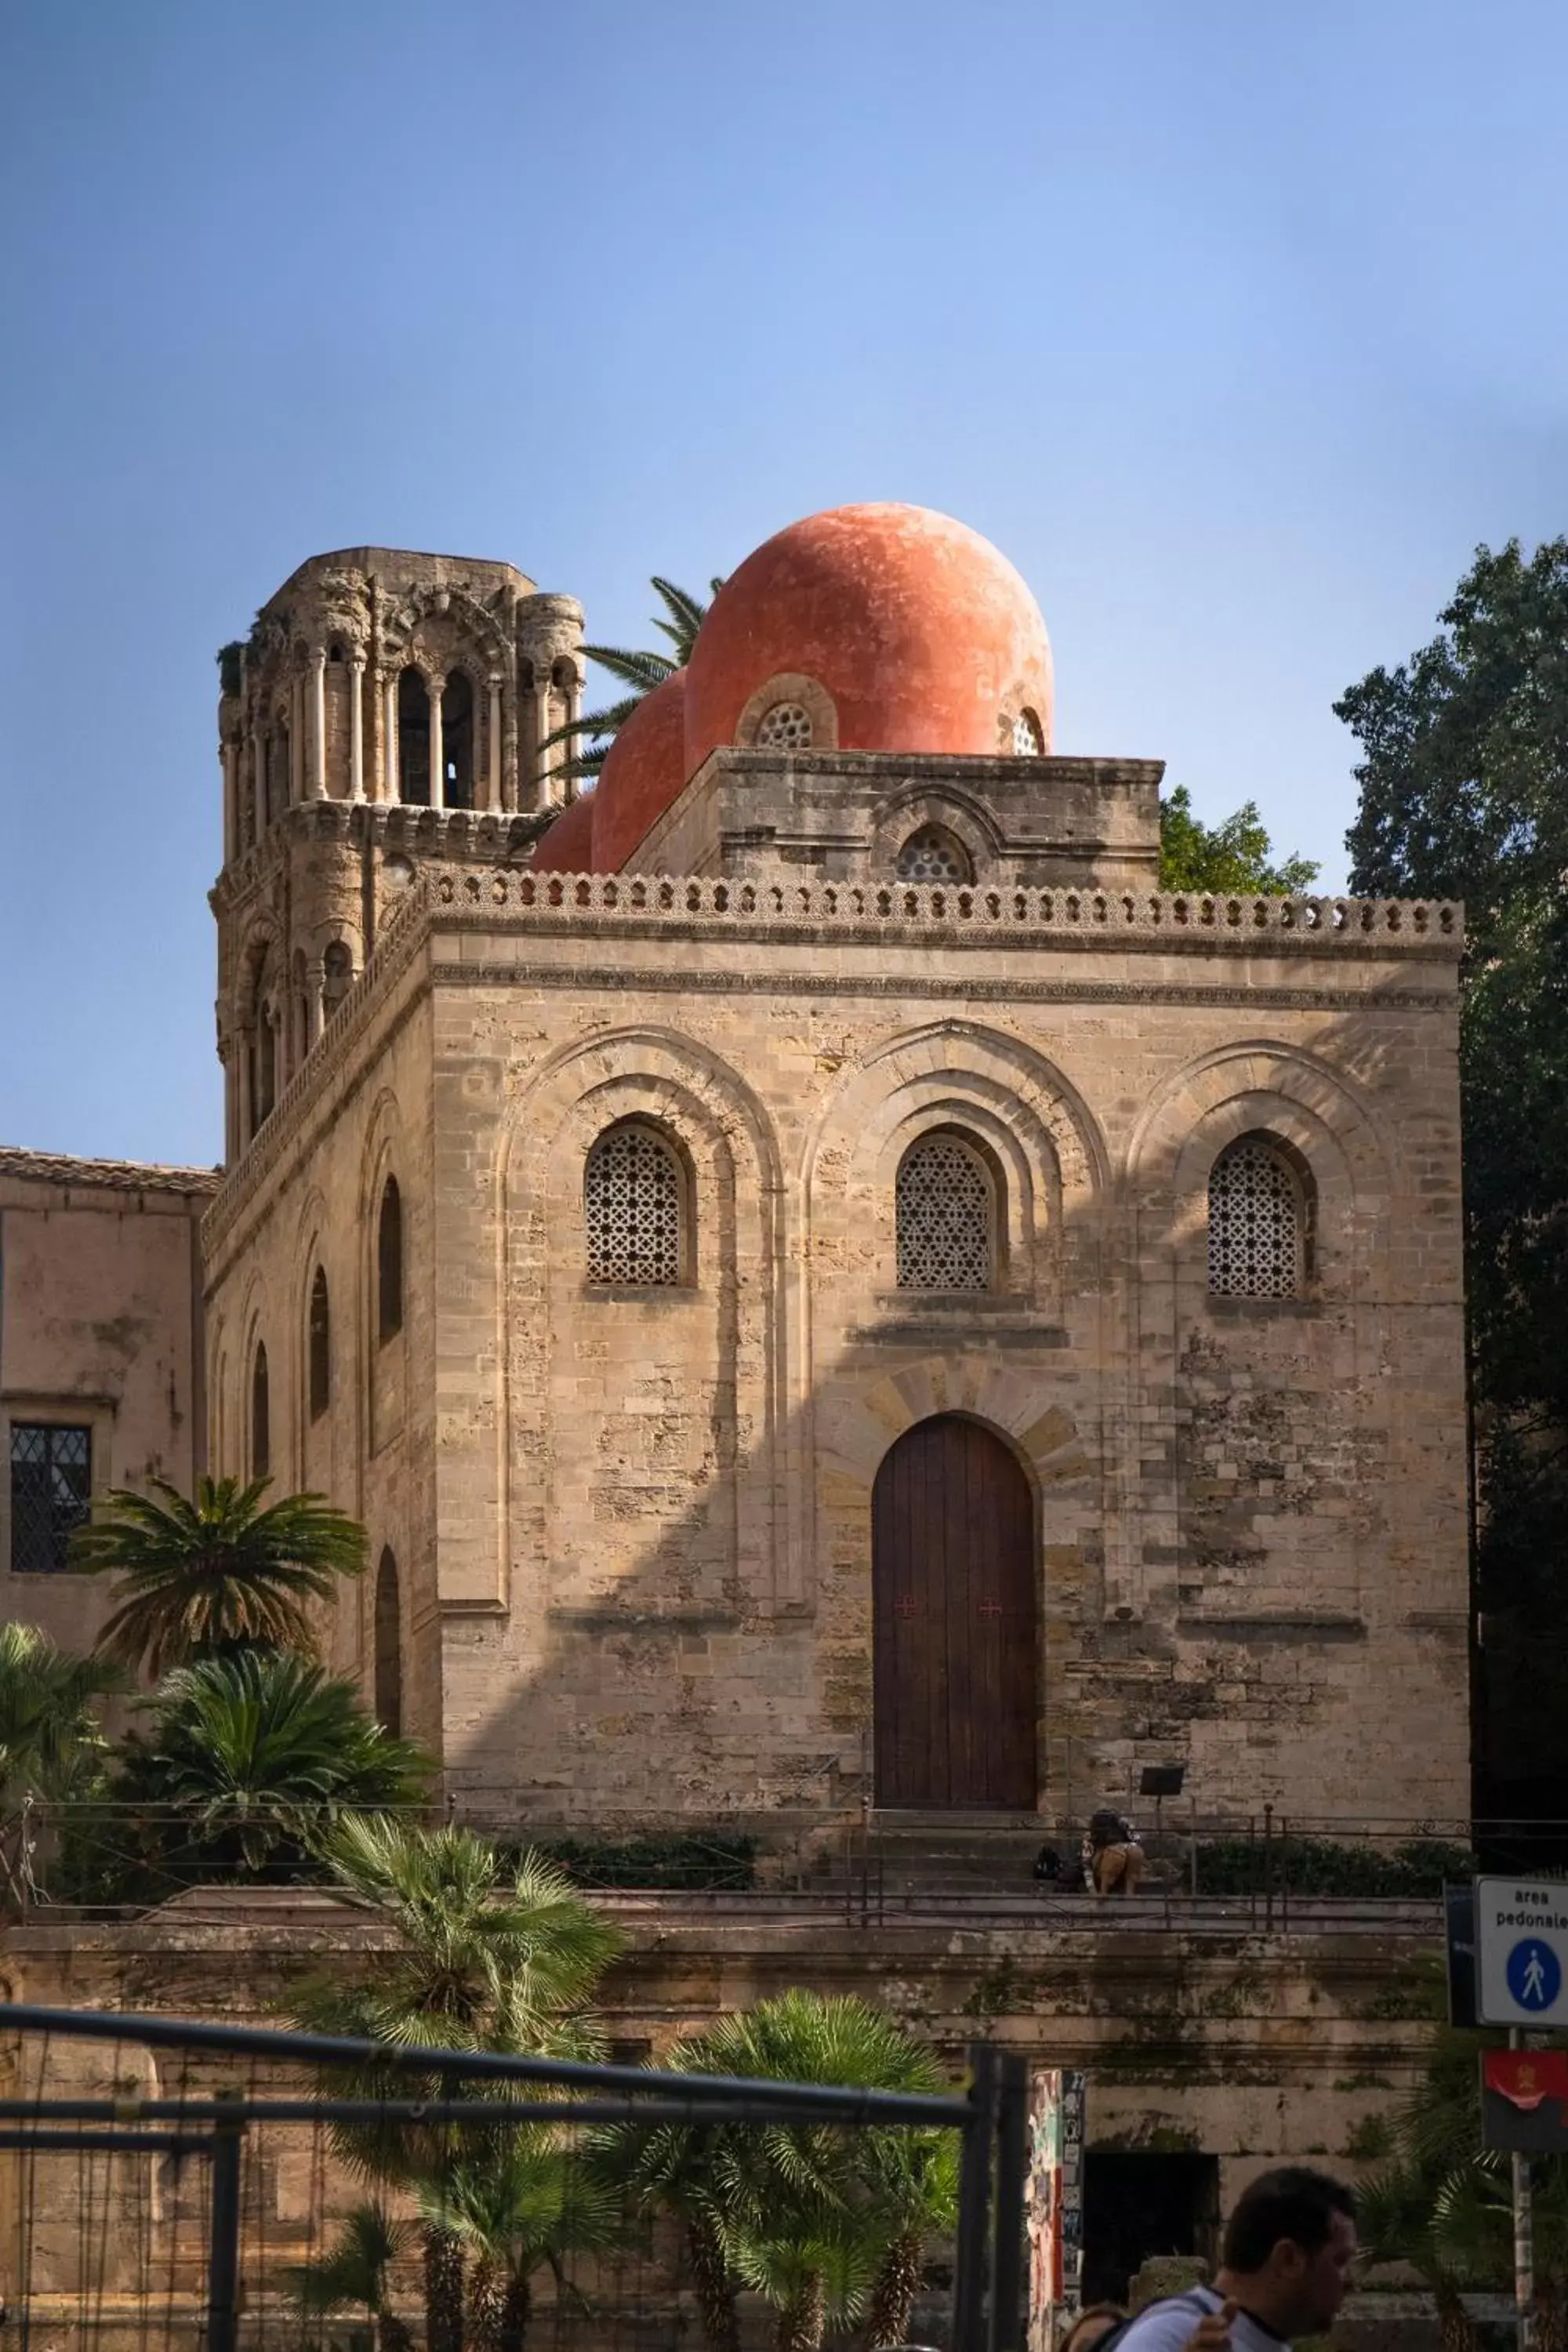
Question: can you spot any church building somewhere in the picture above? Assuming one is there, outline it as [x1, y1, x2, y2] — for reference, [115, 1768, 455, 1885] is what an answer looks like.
[194, 500, 1469, 1835]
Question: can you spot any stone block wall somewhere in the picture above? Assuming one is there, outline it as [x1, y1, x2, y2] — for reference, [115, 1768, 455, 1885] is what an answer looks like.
[201, 874, 1469, 1831]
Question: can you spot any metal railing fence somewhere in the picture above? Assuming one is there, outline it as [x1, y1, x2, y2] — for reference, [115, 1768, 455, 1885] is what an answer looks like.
[0, 2000, 1026, 2352]
[5, 1795, 1563, 1933]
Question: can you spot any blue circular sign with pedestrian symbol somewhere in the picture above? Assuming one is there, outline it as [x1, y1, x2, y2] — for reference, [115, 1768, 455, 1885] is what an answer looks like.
[1506, 1937, 1563, 2013]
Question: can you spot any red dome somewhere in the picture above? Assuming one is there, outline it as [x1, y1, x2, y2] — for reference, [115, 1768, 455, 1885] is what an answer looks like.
[590, 670, 689, 873]
[531, 789, 596, 872]
[684, 503, 1053, 776]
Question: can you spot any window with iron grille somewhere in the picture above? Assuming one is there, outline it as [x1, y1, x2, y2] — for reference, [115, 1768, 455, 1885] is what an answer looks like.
[896, 826, 974, 884]
[1207, 1136, 1306, 1297]
[9, 1424, 92, 1574]
[584, 1123, 685, 1287]
[895, 1132, 995, 1291]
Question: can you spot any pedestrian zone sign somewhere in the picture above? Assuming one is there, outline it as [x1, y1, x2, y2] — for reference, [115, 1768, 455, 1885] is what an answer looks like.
[1475, 1878, 1568, 2027]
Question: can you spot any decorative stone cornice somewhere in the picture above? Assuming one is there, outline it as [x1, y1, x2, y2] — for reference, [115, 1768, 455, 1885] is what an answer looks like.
[429, 866, 1463, 950]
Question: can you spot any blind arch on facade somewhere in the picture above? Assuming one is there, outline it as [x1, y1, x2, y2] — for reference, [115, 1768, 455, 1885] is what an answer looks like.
[377, 1177, 403, 1341]
[307, 1265, 331, 1420]
[1207, 1133, 1311, 1297]
[895, 1129, 997, 1292]
[251, 1341, 270, 1477]
[583, 1120, 687, 1287]
[374, 1547, 403, 1736]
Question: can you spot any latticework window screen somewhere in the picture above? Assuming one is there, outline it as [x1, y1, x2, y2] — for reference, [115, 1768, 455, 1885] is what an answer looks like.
[585, 1124, 684, 1286]
[895, 1133, 994, 1290]
[1207, 1137, 1304, 1297]
[754, 702, 814, 750]
[895, 826, 974, 884]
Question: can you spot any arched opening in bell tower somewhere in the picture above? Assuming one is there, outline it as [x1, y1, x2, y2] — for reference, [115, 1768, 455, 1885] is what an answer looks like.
[441, 671, 474, 808]
[397, 670, 431, 805]
[267, 722, 290, 824]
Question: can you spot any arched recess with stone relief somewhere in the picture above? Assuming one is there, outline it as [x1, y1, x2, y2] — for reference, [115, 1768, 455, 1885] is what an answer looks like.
[805, 1019, 1109, 1323]
[494, 1031, 786, 1632]
[1127, 1040, 1399, 1631]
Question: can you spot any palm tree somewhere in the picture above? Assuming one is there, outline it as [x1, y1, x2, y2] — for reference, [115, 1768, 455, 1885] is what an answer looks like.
[111, 1650, 430, 1875]
[540, 576, 722, 787]
[0, 1624, 125, 1807]
[70, 1474, 368, 1677]
[286, 2200, 416, 2352]
[0, 1624, 128, 1916]
[612, 1989, 956, 2352]
[292, 1818, 622, 2352]
[440, 2125, 620, 2352]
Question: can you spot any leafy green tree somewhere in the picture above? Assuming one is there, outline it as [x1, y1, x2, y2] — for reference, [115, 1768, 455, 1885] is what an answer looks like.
[286, 2200, 416, 2352]
[110, 1650, 429, 1875]
[541, 577, 721, 786]
[1356, 2009, 1568, 2352]
[1337, 536, 1568, 1806]
[612, 1988, 956, 2352]
[293, 1819, 622, 2352]
[1158, 785, 1320, 895]
[0, 1624, 125, 1807]
[71, 1475, 368, 1679]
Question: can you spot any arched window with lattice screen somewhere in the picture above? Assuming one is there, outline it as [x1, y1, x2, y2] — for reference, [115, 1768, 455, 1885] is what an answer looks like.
[1207, 1134, 1311, 1297]
[896, 826, 974, 884]
[895, 1131, 997, 1291]
[583, 1122, 688, 1287]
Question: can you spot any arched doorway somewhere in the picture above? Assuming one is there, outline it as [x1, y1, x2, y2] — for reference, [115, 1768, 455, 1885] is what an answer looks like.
[872, 1414, 1036, 1808]
[374, 1547, 402, 1736]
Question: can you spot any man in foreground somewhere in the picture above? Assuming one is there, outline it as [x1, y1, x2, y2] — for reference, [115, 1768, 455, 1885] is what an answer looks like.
[1107, 2167, 1358, 2352]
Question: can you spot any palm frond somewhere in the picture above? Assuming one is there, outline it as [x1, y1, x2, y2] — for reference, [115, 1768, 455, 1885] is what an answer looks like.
[576, 645, 677, 695]
[74, 1475, 368, 1679]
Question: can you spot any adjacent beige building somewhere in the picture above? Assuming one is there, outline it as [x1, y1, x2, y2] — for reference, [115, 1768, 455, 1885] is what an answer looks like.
[0, 1149, 215, 1650]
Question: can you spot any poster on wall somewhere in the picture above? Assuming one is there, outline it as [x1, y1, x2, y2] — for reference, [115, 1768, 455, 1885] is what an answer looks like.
[1027, 2068, 1086, 2352]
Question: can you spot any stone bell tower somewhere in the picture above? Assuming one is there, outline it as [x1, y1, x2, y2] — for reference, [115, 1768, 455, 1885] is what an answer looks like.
[211, 547, 586, 1165]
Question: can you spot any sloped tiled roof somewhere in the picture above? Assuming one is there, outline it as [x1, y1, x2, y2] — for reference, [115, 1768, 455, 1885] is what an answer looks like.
[0, 1145, 221, 1196]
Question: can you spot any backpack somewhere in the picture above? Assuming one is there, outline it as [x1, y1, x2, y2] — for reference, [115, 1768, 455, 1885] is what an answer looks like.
[1090, 2288, 1218, 2352]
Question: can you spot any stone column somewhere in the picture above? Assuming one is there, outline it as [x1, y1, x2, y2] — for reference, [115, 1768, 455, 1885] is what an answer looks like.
[533, 681, 556, 810]
[488, 677, 503, 811]
[311, 651, 327, 798]
[306, 956, 326, 1047]
[238, 1026, 253, 1148]
[252, 735, 266, 842]
[221, 741, 237, 864]
[290, 679, 305, 804]
[350, 659, 365, 801]
[383, 673, 400, 801]
[429, 672, 445, 811]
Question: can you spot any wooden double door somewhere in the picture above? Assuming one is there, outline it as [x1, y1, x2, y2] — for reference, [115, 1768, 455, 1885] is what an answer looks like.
[872, 1414, 1037, 1809]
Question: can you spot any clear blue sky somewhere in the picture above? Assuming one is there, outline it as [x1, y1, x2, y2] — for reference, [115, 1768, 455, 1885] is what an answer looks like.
[3, 1, 1565, 1167]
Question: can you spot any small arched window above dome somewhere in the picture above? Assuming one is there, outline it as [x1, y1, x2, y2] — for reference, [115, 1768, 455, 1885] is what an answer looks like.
[755, 701, 814, 751]
[896, 825, 974, 885]
[1012, 708, 1044, 756]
